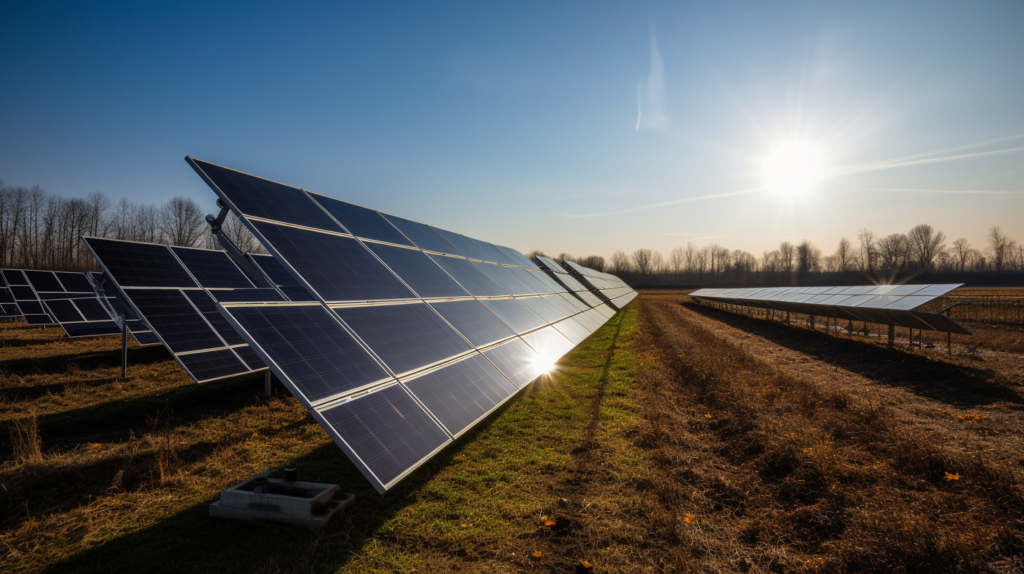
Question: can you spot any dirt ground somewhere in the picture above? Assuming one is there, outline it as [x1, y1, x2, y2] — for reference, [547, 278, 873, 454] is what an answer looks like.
[635, 291, 1024, 572]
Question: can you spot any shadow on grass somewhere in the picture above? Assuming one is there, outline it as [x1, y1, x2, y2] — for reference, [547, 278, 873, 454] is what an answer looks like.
[1, 372, 268, 455]
[687, 302, 1022, 408]
[38, 392, 526, 574]
[0, 344, 172, 377]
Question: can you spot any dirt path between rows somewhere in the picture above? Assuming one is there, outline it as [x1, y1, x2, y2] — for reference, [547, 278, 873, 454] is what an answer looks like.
[635, 292, 1024, 573]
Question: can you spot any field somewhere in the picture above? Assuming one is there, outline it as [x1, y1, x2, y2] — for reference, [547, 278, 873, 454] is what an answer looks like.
[2, 293, 1023, 573]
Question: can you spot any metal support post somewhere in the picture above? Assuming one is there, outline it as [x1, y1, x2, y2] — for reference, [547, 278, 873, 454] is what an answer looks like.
[120, 315, 127, 379]
[948, 332, 952, 356]
[264, 371, 272, 397]
[810, 315, 815, 330]
[887, 323, 895, 349]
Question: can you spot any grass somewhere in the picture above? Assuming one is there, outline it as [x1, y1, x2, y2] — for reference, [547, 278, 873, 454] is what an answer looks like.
[4, 292, 1023, 573]
[2, 305, 669, 573]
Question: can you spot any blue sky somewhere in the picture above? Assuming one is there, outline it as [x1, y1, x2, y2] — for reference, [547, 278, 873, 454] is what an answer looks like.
[2, 1, 1022, 259]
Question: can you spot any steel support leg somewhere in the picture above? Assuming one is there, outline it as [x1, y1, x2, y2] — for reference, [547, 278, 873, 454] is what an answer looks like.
[887, 323, 895, 349]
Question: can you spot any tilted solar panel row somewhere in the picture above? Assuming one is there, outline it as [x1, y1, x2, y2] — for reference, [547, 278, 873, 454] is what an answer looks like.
[83, 238, 289, 382]
[690, 285, 969, 334]
[0, 268, 128, 337]
[187, 157, 633, 492]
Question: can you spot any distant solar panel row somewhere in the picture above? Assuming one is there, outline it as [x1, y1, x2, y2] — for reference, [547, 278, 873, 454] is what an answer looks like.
[689, 285, 969, 334]
[0, 269, 127, 337]
[188, 157, 636, 492]
[561, 260, 637, 310]
[83, 238, 285, 382]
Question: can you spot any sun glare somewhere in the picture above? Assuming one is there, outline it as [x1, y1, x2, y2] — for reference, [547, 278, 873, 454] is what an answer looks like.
[762, 141, 826, 196]
[532, 354, 556, 375]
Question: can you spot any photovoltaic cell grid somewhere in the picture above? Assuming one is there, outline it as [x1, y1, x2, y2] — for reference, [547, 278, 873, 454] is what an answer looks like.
[561, 260, 637, 310]
[83, 237, 286, 383]
[0, 268, 125, 337]
[188, 157, 636, 492]
[689, 285, 970, 334]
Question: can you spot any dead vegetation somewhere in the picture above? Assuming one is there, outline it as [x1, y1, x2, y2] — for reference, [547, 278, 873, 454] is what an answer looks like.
[636, 292, 1024, 573]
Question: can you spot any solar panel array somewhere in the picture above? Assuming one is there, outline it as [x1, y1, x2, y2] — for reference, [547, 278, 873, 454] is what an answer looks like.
[187, 157, 636, 492]
[83, 238, 284, 382]
[533, 256, 606, 309]
[561, 260, 637, 310]
[690, 285, 970, 334]
[0, 269, 125, 337]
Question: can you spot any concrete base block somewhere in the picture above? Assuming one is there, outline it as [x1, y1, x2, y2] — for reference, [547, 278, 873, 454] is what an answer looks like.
[210, 476, 354, 529]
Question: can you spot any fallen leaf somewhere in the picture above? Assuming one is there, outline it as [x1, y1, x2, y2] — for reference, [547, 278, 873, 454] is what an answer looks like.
[532, 550, 542, 558]
[544, 520, 556, 527]
[460, 523, 468, 528]
[91, 443, 103, 450]
[579, 559, 593, 569]
[945, 472, 960, 481]
[803, 448, 813, 454]
[704, 414, 712, 419]
[684, 514, 694, 524]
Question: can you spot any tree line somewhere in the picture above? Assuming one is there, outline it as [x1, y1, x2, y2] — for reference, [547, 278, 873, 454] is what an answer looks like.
[531, 224, 1024, 287]
[0, 181, 261, 272]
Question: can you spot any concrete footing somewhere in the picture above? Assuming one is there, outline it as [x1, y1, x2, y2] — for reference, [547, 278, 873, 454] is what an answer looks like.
[210, 473, 354, 529]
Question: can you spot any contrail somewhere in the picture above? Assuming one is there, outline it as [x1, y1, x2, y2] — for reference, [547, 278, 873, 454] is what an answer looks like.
[844, 187, 1024, 195]
[561, 187, 763, 218]
[832, 133, 1024, 176]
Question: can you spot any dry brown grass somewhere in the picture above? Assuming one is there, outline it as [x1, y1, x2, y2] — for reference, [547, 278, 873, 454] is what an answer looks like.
[635, 293, 1024, 573]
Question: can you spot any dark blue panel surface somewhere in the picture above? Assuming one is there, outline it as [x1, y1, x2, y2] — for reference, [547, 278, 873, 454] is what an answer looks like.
[310, 194, 412, 246]
[519, 296, 567, 323]
[10, 286, 36, 300]
[474, 262, 532, 295]
[17, 301, 46, 314]
[334, 303, 472, 375]
[25, 271, 63, 292]
[191, 159, 342, 232]
[480, 299, 545, 334]
[62, 322, 122, 337]
[495, 245, 538, 268]
[55, 272, 93, 293]
[428, 255, 508, 297]
[431, 228, 493, 261]
[380, 214, 457, 254]
[183, 290, 247, 346]
[0, 288, 14, 303]
[471, 239, 518, 266]
[231, 345, 266, 370]
[23, 313, 54, 325]
[178, 349, 250, 382]
[207, 288, 284, 302]
[2, 270, 27, 285]
[481, 339, 541, 388]
[367, 243, 469, 299]
[1, 303, 19, 316]
[44, 299, 83, 322]
[171, 247, 253, 288]
[125, 289, 224, 353]
[225, 304, 389, 402]
[85, 238, 196, 288]
[404, 354, 516, 436]
[248, 254, 294, 285]
[320, 384, 450, 487]
[252, 221, 414, 302]
[429, 300, 516, 347]
[74, 298, 113, 321]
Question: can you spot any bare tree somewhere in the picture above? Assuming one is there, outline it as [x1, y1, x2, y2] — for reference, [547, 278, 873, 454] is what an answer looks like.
[218, 212, 265, 253]
[988, 226, 1017, 272]
[796, 240, 822, 273]
[631, 248, 654, 275]
[555, 252, 573, 264]
[158, 197, 206, 248]
[907, 224, 946, 270]
[577, 255, 606, 272]
[669, 247, 685, 280]
[876, 233, 911, 277]
[609, 250, 631, 273]
[778, 242, 795, 273]
[524, 249, 547, 261]
[833, 237, 854, 272]
[858, 228, 877, 273]
[950, 238, 973, 272]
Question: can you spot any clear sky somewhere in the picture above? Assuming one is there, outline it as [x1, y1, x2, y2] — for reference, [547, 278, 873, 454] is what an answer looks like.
[2, 1, 1022, 259]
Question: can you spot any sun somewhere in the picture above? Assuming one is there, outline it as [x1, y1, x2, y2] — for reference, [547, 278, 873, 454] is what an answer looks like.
[762, 141, 826, 196]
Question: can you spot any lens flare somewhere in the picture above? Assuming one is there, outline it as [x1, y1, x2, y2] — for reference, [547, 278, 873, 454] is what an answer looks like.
[762, 141, 826, 196]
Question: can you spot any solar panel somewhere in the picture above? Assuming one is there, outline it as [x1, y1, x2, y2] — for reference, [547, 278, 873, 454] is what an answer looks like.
[689, 285, 968, 334]
[83, 238, 295, 383]
[188, 156, 638, 492]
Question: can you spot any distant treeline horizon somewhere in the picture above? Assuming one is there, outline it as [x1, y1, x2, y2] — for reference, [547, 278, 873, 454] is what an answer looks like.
[530, 223, 1024, 288]
[4, 180, 1022, 289]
